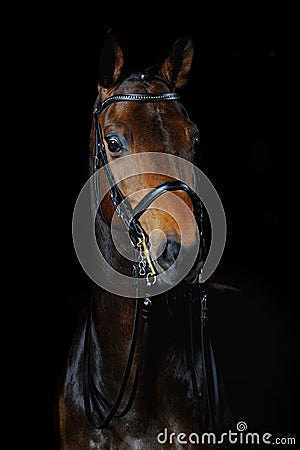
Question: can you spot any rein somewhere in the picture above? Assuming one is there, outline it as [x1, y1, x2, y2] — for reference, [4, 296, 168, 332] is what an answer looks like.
[83, 90, 221, 433]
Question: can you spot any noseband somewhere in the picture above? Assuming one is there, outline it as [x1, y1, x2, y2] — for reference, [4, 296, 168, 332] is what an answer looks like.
[83, 89, 221, 433]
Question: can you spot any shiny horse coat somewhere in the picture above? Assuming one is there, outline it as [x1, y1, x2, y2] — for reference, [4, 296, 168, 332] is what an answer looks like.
[58, 34, 230, 449]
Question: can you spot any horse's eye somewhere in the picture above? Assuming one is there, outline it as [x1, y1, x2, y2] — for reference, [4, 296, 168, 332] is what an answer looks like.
[106, 136, 122, 153]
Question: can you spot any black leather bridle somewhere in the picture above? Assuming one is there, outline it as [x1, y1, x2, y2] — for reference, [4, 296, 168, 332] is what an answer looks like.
[83, 89, 221, 433]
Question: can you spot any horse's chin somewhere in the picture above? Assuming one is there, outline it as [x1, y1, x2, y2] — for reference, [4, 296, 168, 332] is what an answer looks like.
[153, 259, 201, 288]
[155, 267, 180, 288]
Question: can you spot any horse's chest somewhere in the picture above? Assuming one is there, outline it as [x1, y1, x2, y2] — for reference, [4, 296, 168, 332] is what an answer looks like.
[87, 429, 210, 450]
[90, 413, 209, 450]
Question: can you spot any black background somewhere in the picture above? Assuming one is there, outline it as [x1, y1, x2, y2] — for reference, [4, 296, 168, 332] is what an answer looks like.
[26, 6, 298, 449]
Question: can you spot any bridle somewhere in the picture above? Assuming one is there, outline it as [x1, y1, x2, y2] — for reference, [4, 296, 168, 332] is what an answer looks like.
[83, 87, 221, 433]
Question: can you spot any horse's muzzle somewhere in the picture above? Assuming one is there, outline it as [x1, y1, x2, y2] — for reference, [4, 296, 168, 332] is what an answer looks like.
[156, 235, 181, 270]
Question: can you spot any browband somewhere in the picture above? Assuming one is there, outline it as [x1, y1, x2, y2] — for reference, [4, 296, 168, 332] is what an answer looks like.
[94, 92, 180, 115]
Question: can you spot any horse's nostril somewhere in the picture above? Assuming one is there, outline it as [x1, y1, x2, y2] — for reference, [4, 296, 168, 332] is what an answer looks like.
[157, 237, 180, 270]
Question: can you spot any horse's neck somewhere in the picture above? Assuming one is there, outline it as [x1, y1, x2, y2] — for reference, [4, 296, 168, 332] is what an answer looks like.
[90, 285, 202, 407]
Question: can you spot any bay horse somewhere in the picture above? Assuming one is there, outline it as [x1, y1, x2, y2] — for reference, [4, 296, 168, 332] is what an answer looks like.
[58, 33, 230, 449]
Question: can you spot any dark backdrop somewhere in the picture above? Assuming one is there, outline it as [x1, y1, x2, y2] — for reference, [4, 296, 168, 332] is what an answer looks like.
[30, 9, 298, 449]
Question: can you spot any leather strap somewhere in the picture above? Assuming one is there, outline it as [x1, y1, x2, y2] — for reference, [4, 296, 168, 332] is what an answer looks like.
[82, 267, 152, 429]
[94, 92, 180, 115]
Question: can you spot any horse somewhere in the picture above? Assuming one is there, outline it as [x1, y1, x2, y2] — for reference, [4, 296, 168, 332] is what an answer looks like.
[58, 33, 230, 449]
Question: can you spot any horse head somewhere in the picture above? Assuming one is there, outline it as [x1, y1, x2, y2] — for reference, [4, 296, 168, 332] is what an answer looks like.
[91, 33, 203, 286]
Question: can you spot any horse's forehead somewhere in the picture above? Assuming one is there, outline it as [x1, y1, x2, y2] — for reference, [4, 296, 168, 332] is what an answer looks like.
[113, 75, 167, 94]
[101, 76, 197, 154]
[105, 78, 193, 130]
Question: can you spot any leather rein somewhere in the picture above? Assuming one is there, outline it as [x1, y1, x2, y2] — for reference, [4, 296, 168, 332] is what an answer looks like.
[82, 89, 221, 433]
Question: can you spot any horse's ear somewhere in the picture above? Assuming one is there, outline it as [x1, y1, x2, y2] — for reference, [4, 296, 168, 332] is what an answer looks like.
[98, 33, 124, 90]
[159, 35, 194, 88]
